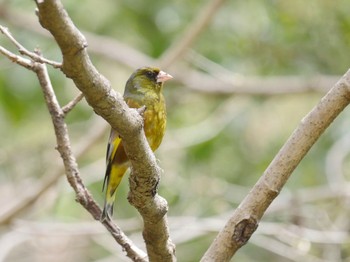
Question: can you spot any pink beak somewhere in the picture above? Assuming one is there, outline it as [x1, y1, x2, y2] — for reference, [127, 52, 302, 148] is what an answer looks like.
[157, 70, 173, 83]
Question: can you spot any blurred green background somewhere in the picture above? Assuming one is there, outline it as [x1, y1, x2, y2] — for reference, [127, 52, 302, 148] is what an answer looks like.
[1, 0, 350, 261]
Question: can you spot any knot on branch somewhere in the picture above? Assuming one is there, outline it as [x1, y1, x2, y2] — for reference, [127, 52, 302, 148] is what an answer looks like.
[142, 195, 169, 223]
[127, 169, 161, 206]
[232, 217, 258, 246]
[137, 105, 147, 116]
[75, 189, 88, 206]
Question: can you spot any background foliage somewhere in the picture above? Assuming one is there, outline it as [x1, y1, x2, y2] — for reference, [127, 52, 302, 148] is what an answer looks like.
[1, 0, 350, 261]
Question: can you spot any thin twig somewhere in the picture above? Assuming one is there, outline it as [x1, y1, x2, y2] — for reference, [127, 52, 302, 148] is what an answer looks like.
[62, 92, 84, 115]
[0, 45, 33, 69]
[0, 25, 62, 68]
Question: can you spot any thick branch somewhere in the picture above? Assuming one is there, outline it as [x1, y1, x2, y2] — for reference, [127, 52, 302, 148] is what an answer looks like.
[34, 0, 176, 261]
[35, 0, 141, 133]
[33, 60, 146, 261]
[201, 69, 350, 261]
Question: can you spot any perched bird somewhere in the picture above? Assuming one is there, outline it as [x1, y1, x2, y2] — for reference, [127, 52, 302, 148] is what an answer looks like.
[101, 66, 173, 221]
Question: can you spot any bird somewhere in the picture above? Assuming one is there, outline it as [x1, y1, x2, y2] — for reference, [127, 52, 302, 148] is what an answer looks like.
[101, 66, 173, 221]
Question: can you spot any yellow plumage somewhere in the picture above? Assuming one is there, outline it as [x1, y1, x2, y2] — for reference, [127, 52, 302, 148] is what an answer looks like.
[101, 67, 172, 221]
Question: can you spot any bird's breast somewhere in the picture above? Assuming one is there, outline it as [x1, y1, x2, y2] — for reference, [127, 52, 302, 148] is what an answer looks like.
[143, 100, 166, 152]
[125, 95, 166, 152]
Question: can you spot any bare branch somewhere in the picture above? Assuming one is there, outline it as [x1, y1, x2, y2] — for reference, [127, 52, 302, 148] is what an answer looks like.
[201, 69, 350, 261]
[62, 92, 84, 115]
[34, 0, 141, 137]
[0, 45, 33, 69]
[33, 59, 147, 261]
[34, 0, 176, 260]
[0, 23, 148, 261]
[0, 25, 62, 68]
[0, 117, 108, 225]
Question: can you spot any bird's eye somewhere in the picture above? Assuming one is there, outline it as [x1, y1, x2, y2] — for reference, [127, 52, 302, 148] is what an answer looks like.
[145, 70, 156, 80]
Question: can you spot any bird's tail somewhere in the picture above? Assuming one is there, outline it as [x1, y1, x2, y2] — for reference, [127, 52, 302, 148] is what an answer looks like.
[101, 191, 116, 222]
[101, 165, 128, 221]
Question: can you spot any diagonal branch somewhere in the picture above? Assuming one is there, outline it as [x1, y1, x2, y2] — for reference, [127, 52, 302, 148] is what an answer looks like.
[0, 25, 61, 68]
[33, 57, 147, 262]
[62, 92, 84, 115]
[1, 26, 146, 256]
[0, 44, 33, 70]
[34, 0, 146, 148]
[201, 69, 350, 261]
[0, 117, 108, 225]
[34, 0, 176, 261]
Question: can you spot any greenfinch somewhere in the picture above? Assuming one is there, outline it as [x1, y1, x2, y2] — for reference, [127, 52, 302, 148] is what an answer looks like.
[101, 66, 173, 221]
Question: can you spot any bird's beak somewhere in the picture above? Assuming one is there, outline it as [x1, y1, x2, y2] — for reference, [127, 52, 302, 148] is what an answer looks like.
[157, 71, 173, 83]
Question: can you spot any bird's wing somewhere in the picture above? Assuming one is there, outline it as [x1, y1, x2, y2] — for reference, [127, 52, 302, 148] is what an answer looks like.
[102, 98, 142, 192]
[103, 129, 121, 192]
[106, 129, 119, 164]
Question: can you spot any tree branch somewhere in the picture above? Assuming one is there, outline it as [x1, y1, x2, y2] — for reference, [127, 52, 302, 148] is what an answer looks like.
[34, 0, 176, 261]
[201, 69, 350, 261]
[62, 92, 84, 115]
[33, 59, 147, 261]
[0, 117, 107, 225]
[0, 25, 61, 68]
[0, 43, 33, 70]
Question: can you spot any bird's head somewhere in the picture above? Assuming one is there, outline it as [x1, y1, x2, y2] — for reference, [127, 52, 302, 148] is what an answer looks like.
[124, 66, 173, 96]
